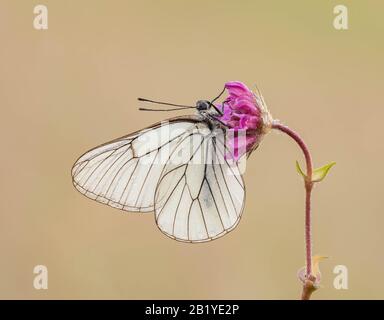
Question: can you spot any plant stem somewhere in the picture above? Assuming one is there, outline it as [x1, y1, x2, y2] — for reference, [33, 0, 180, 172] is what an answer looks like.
[271, 121, 315, 299]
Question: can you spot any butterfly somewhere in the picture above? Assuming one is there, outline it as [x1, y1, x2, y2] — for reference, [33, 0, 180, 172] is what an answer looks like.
[71, 82, 271, 243]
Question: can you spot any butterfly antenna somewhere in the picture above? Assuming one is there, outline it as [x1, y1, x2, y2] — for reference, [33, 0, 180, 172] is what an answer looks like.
[138, 97, 195, 109]
[139, 106, 195, 112]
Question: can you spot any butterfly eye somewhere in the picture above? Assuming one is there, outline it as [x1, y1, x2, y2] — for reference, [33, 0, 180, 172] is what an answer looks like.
[196, 100, 210, 111]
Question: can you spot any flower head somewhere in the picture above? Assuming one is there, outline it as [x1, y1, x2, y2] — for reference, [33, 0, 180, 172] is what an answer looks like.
[217, 81, 273, 160]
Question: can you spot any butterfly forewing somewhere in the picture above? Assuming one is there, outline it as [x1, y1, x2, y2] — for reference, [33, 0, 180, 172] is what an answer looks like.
[71, 117, 199, 212]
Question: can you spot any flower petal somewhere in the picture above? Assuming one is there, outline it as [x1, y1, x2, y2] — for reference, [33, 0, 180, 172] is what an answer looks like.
[225, 81, 251, 98]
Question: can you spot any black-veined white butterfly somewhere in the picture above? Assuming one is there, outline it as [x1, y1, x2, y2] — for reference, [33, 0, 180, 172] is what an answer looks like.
[71, 82, 272, 242]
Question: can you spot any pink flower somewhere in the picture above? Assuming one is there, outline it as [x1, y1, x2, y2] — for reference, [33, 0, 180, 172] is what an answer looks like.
[217, 81, 272, 160]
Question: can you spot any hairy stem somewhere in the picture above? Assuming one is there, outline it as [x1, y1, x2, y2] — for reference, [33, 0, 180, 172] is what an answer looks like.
[271, 121, 315, 299]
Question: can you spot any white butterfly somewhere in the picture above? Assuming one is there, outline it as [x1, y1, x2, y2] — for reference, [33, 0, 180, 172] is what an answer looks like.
[72, 97, 247, 243]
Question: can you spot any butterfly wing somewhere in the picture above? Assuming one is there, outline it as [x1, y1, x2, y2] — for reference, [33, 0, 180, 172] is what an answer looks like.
[154, 122, 246, 242]
[71, 117, 200, 212]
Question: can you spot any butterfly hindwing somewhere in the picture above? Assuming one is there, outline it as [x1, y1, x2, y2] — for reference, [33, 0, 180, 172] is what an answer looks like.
[154, 122, 246, 242]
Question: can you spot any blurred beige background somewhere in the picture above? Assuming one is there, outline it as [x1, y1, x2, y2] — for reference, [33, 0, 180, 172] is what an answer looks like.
[0, 0, 383, 299]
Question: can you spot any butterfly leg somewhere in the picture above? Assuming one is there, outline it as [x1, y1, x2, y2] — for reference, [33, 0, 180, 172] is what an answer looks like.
[208, 102, 224, 116]
[206, 113, 230, 129]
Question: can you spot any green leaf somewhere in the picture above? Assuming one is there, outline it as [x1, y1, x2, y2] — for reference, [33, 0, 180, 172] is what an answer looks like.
[296, 161, 336, 182]
[296, 161, 306, 178]
[312, 162, 336, 182]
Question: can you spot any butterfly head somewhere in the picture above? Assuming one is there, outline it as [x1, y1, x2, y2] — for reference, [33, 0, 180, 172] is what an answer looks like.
[196, 100, 211, 111]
